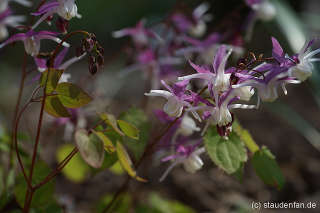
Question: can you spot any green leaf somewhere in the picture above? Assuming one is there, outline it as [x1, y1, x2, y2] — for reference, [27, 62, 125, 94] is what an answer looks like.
[14, 161, 55, 208]
[204, 127, 247, 174]
[40, 68, 64, 93]
[119, 108, 150, 159]
[251, 146, 285, 189]
[117, 120, 139, 140]
[233, 162, 244, 183]
[75, 129, 105, 168]
[44, 96, 71, 118]
[92, 130, 116, 153]
[101, 152, 118, 169]
[56, 144, 90, 183]
[56, 82, 92, 108]
[116, 141, 147, 182]
[233, 121, 260, 153]
[100, 113, 125, 136]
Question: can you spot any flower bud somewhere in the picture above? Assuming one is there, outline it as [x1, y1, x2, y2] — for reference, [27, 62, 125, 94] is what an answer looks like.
[89, 63, 98, 75]
[97, 53, 104, 67]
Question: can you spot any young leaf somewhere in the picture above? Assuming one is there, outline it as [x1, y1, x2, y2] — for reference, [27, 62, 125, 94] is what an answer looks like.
[251, 146, 285, 189]
[44, 96, 71, 117]
[91, 130, 116, 153]
[56, 82, 92, 108]
[233, 121, 260, 153]
[56, 144, 90, 182]
[40, 68, 64, 93]
[116, 141, 147, 182]
[75, 129, 105, 168]
[100, 113, 125, 136]
[119, 108, 150, 159]
[204, 127, 247, 174]
[117, 120, 139, 140]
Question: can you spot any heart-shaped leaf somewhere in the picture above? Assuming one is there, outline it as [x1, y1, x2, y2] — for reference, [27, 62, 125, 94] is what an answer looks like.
[44, 96, 71, 118]
[100, 113, 125, 136]
[204, 127, 247, 174]
[91, 130, 116, 153]
[117, 120, 139, 140]
[40, 68, 64, 93]
[75, 129, 105, 168]
[251, 146, 285, 189]
[57, 83, 92, 108]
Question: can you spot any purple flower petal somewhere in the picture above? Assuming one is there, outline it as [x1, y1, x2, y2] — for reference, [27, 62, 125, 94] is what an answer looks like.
[0, 33, 27, 48]
[213, 45, 227, 72]
[54, 47, 69, 68]
[31, 1, 59, 16]
[34, 57, 47, 71]
[189, 60, 211, 74]
[271, 37, 284, 57]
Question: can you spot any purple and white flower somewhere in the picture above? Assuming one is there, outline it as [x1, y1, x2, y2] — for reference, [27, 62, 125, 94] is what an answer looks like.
[159, 142, 205, 181]
[178, 45, 233, 101]
[172, 2, 212, 37]
[34, 47, 86, 72]
[0, 8, 26, 40]
[246, 0, 276, 21]
[31, 0, 81, 29]
[112, 20, 160, 47]
[145, 80, 200, 118]
[289, 40, 320, 82]
[0, 30, 69, 56]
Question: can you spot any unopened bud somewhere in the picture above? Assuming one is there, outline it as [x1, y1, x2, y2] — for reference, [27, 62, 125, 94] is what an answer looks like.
[89, 63, 98, 75]
[97, 53, 104, 66]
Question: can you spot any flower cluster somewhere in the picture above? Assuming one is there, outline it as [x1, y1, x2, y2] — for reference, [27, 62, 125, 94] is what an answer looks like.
[112, 3, 219, 89]
[113, 2, 320, 180]
[0, 0, 104, 143]
[145, 37, 320, 180]
[0, 0, 31, 41]
[112, 0, 320, 182]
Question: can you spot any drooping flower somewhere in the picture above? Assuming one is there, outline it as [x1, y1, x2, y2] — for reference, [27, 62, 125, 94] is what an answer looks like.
[31, 0, 81, 29]
[232, 63, 300, 102]
[159, 141, 205, 181]
[289, 40, 320, 81]
[245, 0, 276, 21]
[271, 36, 320, 81]
[177, 114, 201, 136]
[0, 8, 26, 40]
[197, 88, 257, 136]
[112, 20, 159, 47]
[0, 30, 69, 56]
[145, 80, 200, 118]
[172, 2, 212, 37]
[34, 47, 86, 72]
[30, 47, 85, 85]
